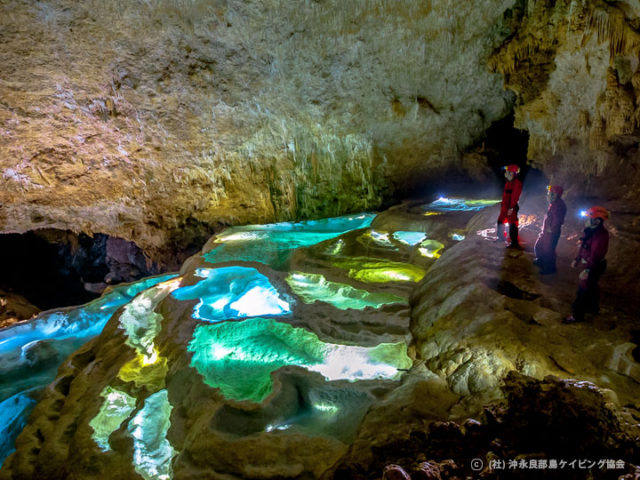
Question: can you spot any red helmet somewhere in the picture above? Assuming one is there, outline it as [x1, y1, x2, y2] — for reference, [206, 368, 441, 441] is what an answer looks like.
[547, 185, 563, 196]
[504, 164, 520, 174]
[585, 206, 609, 221]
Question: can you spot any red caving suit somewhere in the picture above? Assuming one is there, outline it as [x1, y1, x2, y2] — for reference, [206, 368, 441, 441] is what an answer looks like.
[497, 178, 523, 225]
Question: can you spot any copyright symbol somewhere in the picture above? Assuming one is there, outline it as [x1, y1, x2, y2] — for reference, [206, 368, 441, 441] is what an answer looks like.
[470, 458, 484, 472]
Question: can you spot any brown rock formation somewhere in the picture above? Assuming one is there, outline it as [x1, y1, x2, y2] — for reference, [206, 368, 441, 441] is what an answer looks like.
[0, 290, 39, 328]
[490, 0, 640, 199]
[3, 201, 638, 479]
[0, 0, 516, 261]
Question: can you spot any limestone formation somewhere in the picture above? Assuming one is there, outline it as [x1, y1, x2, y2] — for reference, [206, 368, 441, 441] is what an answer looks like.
[1, 0, 516, 260]
[1, 200, 638, 479]
[0, 291, 39, 329]
[490, 0, 640, 199]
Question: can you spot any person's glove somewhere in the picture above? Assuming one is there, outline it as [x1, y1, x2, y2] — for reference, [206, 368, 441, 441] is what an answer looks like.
[579, 269, 589, 281]
[571, 260, 578, 268]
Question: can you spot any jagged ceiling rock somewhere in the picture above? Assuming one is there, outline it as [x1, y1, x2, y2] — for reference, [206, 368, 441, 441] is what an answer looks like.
[0, 0, 516, 259]
[490, 0, 640, 199]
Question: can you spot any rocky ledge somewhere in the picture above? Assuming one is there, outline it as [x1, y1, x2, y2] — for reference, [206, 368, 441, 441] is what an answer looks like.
[0, 199, 638, 479]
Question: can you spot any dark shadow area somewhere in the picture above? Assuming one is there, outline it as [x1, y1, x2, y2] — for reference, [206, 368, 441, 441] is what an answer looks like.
[401, 112, 535, 203]
[333, 372, 639, 480]
[483, 278, 540, 301]
[482, 112, 529, 175]
[0, 230, 159, 310]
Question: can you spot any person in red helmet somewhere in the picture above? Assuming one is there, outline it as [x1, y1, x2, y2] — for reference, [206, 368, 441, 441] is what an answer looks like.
[563, 206, 610, 324]
[534, 185, 567, 274]
[497, 164, 523, 248]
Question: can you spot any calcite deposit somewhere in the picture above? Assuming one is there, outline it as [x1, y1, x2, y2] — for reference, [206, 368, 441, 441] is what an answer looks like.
[490, 0, 640, 199]
[1, 0, 517, 260]
[1, 200, 638, 479]
[2, 0, 640, 478]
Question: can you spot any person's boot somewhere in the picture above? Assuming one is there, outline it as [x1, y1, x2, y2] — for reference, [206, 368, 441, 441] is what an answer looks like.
[495, 222, 504, 242]
[506, 223, 521, 249]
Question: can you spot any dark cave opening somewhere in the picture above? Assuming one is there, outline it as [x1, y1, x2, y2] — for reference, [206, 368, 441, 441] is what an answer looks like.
[0, 230, 160, 311]
[481, 112, 550, 191]
[482, 112, 529, 174]
[403, 112, 544, 202]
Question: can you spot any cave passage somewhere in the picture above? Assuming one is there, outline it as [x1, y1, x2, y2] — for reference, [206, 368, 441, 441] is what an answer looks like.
[0, 230, 158, 311]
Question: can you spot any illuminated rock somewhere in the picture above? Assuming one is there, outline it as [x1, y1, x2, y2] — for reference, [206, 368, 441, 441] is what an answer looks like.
[333, 257, 426, 283]
[90, 387, 136, 452]
[391, 231, 427, 246]
[357, 230, 397, 250]
[204, 214, 374, 268]
[286, 272, 405, 310]
[172, 267, 291, 322]
[418, 240, 445, 259]
[118, 352, 168, 391]
[0, 274, 178, 464]
[4, 202, 639, 480]
[425, 197, 500, 213]
[0, 0, 518, 260]
[118, 278, 182, 362]
[127, 390, 176, 480]
[115, 277, 182, 390]
[188, 318, 411, 403]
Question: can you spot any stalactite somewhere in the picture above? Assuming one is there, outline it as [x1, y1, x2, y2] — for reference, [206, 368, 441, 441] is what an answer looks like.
[583, 5, 640, 61]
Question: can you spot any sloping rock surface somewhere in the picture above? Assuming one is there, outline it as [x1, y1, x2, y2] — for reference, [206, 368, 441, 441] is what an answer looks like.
[1, 199, 638, 479]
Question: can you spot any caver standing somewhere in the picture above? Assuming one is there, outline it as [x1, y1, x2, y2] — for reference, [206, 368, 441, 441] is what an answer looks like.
[564, 206, 609, 324]
[497, 164, 523, 248]
[534, 185, 567, 274]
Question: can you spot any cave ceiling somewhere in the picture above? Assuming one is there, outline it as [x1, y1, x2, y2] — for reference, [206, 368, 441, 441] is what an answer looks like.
[1, 0, 639, 260]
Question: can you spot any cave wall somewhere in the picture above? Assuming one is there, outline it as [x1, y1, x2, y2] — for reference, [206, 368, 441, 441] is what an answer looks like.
[0, 0, 516, 260]
[490, 0, 640, 199]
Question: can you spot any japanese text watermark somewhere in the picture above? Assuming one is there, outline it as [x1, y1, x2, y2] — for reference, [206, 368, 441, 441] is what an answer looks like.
[470, 458, 626, 472]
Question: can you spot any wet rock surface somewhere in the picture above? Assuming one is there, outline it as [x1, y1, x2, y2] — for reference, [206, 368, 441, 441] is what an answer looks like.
[1, 200, 638, 479]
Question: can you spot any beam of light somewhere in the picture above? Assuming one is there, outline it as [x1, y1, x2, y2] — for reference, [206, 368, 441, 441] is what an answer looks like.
[89, 386, 136, 452]
[187, 319, 412, 403]
[286, 272, 405, 310]
[127, 390, 176, 480]
[172, 267, 291, 322]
